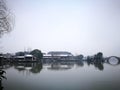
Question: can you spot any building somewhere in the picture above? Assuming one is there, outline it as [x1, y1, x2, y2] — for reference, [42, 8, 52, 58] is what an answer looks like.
[43, 51, 73, 60]
[14, 54, 34, 61]
[47, 51, 73, 57]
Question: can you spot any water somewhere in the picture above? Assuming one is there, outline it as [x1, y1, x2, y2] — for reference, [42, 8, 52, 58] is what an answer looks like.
[1, 59, 120, 90]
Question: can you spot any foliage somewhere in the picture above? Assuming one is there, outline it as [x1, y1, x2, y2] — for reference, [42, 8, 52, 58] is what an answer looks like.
[0, 70, 6, 80]
[0, 0, 13, 89]
[0, 70, 6, 90]
[30, 49, 43, 60]
[94, 52, 103, 61]
[96, 52, 103, 59]
[15, 52, 25, 56]
[76, 54, 84, 60]
[0, 0, 14, 37]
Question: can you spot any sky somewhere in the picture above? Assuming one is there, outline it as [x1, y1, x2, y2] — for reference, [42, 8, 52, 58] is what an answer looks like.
[0, 0, 120, 56]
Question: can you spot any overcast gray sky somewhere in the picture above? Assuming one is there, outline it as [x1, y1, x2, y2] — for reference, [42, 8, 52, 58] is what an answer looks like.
[0, 0, 120, 56]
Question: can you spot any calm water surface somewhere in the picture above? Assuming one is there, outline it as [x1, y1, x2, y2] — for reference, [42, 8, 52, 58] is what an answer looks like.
[1, 59, 120, 90]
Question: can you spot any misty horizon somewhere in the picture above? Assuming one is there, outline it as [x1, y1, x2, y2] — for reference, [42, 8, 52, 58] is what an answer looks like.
[0, 0, 120, 56]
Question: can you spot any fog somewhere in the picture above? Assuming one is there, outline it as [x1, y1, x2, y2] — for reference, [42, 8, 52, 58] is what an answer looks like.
[0, 0, 120, 56]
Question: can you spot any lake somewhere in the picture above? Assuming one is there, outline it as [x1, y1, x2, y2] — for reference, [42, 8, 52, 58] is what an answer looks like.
[1, 58, 120, 90]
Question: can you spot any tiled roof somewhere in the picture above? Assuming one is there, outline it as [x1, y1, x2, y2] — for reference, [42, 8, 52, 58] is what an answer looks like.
[48, 51, 72, 55]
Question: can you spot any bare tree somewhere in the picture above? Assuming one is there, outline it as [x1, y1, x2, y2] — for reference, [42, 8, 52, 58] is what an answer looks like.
[0, 0, 14, 37]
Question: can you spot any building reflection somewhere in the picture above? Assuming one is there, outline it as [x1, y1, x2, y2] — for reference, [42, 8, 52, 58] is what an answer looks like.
[0, 56, 120, 75]
[12, 56, 120, 73]
[42, 60, 84, 71]
[13, 62, 42, 75]
[0, 54, 120, 90]
[47, 62, 74, 70]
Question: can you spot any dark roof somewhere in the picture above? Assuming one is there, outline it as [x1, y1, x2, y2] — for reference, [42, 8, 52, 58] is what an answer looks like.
[48, 51, 72, 55]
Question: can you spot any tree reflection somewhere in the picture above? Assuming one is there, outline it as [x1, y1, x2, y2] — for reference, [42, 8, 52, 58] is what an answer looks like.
[30, 63, 42, 73]
[86, 56, 104, 71]
[86, 60, 104, 71]
[75, 61, 84, 67]
[14, 62, 43, 74]
[94, 62, 104, 70]
[85, 52, 120, 70]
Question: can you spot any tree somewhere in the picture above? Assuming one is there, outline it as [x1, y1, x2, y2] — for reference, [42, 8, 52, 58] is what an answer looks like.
[0, 1, 13, 89]
[0, 0, 14, 37]
[0, 70, 6, 90]
[15, 52, 25, 56]
[97, 52, 103, 57]
[96, 52, 103, 60]
[30, 49, 43, 60]
[94, 52, 104, 62]
[76, 54, 84, 60]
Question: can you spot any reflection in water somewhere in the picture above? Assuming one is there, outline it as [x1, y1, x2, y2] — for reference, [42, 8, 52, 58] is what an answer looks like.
[47, 61, 84, 71]
[1, 56, 120, 90]
[48, 63, 73, 70]
[1, 57, 120, 73]
[13, 62, 43, 74]
[0, 79, 3, 90]
[76, 61, 84, 67]
[86, 59, 104, 71]
[0, 70, 6, 90]
[30, 63, 42, 73]
[94, 62, 104, 70]
[85, 56, 120, 70]
[0, 56, 120, 73]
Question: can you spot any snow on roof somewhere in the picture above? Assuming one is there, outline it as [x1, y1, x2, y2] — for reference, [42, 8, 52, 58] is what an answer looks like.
[16, 56, 25, 58]
[25, 54, 33, 57]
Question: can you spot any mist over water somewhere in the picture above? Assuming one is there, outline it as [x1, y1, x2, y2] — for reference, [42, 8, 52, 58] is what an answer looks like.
[1, 57, 120, 90]
[1, 0, 120, 89]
